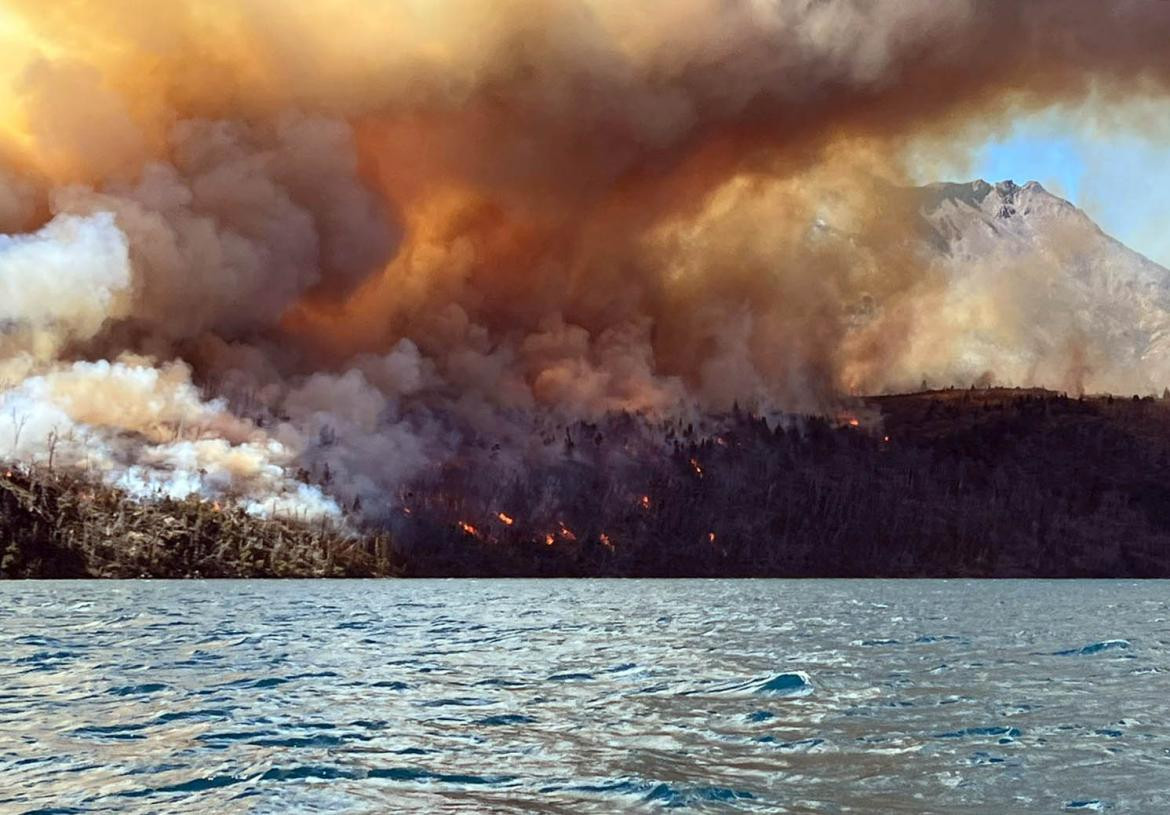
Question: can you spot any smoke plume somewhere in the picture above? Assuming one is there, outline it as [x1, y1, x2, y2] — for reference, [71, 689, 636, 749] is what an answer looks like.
[2, 0, 1170, 517]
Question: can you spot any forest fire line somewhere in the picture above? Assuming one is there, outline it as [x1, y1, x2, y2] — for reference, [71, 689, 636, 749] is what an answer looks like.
[355, 386, 1150, 569]
[330, 387, 1170, 578]
[357, 394, 948, 564]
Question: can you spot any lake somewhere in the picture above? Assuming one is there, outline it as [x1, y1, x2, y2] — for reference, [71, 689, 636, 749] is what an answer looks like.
[1, 580, 1167, 813]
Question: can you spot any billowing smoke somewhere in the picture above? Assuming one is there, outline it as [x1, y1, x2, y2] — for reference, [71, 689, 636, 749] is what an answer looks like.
[2, 0, 1170, 518]
[0, 212, 130, 344]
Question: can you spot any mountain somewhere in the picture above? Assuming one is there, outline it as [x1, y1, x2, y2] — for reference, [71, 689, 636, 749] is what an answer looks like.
[903, 179, 1170, 395]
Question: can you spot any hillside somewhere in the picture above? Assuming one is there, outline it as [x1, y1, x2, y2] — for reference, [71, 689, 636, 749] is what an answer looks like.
[385, 388, 1170, 578]
[7, 387, 1170, 578]
[0, 466, 398, 578]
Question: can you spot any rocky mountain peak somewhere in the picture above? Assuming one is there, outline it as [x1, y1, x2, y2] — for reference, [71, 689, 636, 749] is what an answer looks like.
[919, 178, 1088, 243]
[907, 176, 1170, 395]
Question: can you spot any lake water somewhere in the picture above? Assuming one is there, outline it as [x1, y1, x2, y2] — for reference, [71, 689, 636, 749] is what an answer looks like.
[1, 580, 1167, 814]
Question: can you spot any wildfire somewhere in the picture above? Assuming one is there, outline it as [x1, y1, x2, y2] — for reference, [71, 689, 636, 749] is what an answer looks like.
[708, 531, 716, 543]
[403, 506, 413, 516]
[212, 501, 222, 513]
[847, 417, 861, 427]
[497, 512, 514, 526]
[544, 533, 555, 546]
[558, 522, 577, 542]
[690, 457, 703, 477]
[458, 521, 479, 536]
[640, 495, 651, 510]
[882, 435, 890, 443]
[600, 532, 614, 550]
[3, 470, 11, 478]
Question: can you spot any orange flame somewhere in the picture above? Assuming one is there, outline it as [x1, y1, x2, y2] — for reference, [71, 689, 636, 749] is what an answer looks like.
[690, 457, 703, 476]
[640, 495, 651, 510]
[544, 533, 555, 546]
[882, 435, 890, 443]
[212, 501, 222, 513]
[600, 532, 614, 550]
[708, 531, 716, 543]
[497, 512, 514, 525]
[848, 417, 860, 427]
[558, 522, 577, 542]
[458, 521, 478, 536]
[403, 506, 413, 516]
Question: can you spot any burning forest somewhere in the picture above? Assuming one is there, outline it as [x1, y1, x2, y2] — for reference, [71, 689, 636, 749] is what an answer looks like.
[9, 387, 1170, 578]
[4, 1, 1170, 576]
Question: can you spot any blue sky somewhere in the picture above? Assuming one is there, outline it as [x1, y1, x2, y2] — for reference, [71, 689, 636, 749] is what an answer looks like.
[917, 108, 1170, 267]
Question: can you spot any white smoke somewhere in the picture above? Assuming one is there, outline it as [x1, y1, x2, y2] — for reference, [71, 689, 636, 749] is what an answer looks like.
[0, 212, 130, 342]
[0, 356, 342, 520]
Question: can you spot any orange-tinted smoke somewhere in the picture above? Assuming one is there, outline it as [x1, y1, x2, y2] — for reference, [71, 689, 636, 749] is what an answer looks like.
[4, 1, 1170, 410]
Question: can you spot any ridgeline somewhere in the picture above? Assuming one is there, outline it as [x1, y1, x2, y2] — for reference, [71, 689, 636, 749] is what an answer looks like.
[5, 388, 1170, 578]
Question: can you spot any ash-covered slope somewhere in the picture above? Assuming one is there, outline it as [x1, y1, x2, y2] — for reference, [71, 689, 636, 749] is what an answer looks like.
[906, 179, 1170, 395]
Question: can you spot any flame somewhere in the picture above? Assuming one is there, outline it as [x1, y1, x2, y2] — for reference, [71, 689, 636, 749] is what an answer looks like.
[600, 532, 614, 550]
[882, 435, 890, 443]
[458, 521, 478, 536]
[689, 457, 703, 476]
[3, 470, 11, 478]
[403, 506, 413, 516]
[847, 417, 861, 427]
[211, 501, 222, 512]
[715, 437, 728, 447]
[708, 531, 716, 543]
[639, 495, 651, 510]
[497, 511, 514, 526]
[558, 522, 577, 542]
[544, 533, 555, 546]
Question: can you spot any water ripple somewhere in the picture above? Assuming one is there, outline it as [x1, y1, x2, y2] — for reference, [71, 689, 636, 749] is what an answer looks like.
[1, 579, 1167, 813]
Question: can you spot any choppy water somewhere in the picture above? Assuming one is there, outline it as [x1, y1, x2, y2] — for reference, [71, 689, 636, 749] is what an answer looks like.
[1, 580, 1168, 814]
